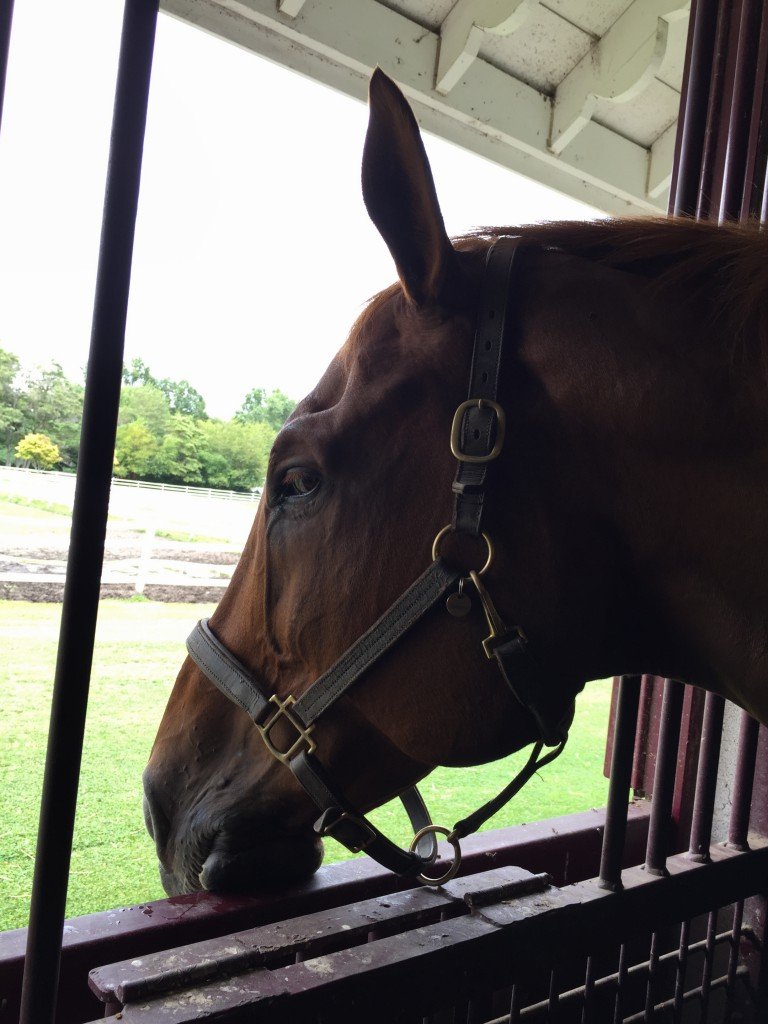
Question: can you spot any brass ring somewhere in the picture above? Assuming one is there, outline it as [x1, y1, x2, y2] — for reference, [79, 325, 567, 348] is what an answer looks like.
[431, 525, 493, 576]
[410, 825, 462, 887]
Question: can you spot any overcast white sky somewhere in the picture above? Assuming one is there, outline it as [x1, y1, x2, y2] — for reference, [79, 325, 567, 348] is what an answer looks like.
[0, 1, 599, 419]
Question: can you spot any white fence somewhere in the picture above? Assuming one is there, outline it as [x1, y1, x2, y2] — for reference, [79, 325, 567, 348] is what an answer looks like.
[0, 466, 260, 549]
[0, 466, 262, 504]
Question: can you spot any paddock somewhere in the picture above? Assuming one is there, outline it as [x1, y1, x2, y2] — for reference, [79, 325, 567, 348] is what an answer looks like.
[2, 1, 768, 1022]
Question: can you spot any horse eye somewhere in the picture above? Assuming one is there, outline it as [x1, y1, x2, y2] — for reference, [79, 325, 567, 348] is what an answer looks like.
[279, 468, 321, 500]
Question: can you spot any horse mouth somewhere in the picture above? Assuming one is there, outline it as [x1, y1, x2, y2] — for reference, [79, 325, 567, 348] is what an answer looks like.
[159, 831, 324, 896]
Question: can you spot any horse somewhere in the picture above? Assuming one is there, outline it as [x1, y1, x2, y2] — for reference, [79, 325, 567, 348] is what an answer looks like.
[143, 69, 768, 896]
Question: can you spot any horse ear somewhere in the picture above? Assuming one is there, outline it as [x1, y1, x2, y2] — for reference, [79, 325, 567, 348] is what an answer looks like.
[362, 69, 458, 307]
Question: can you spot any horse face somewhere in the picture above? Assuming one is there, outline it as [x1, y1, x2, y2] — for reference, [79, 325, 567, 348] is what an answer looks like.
[145, 72, 593, 895]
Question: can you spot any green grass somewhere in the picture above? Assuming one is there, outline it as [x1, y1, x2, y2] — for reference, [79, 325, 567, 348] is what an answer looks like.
[0, 601, 611, 932]
[0, 493, 72, 517]
[154, 527, 230, 545]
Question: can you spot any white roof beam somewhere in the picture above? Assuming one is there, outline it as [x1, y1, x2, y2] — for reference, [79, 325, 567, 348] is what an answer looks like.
[435, 0, 539, 96]
[647, 120, 677, 200]
[161, 0, 669, 214]
[550, 0, 689, 156]
[277, 0, 307, 17]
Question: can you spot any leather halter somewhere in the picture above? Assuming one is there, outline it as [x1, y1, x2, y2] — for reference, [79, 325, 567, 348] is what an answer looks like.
[186, 237, 571, 886]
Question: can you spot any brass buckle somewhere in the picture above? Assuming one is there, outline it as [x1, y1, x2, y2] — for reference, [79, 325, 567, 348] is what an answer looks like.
[450, 399, 506, 463]
[258, 694, 316, 766]
[320, 810, 377, 853]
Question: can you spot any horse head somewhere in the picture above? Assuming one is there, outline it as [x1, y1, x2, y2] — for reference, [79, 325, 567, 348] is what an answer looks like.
[144, 71, 695, 895]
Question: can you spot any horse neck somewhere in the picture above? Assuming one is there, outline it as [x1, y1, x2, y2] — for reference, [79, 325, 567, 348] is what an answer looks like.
[513, 251, 768, 720]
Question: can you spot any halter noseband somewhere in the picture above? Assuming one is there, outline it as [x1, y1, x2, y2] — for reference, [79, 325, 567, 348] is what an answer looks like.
[186, 238, 571, 886]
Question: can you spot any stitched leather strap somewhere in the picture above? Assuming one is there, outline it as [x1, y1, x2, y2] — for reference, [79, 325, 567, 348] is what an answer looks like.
[187, 618, 270, 724]
[452, 237, 522, 536]
[294, 559, 460, 725]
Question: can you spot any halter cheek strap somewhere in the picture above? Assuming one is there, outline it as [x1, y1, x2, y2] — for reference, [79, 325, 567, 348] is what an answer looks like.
[186, 237, 571, 886]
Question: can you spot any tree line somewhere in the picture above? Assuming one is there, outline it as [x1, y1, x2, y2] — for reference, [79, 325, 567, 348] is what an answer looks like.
[0, 350, 294, 492]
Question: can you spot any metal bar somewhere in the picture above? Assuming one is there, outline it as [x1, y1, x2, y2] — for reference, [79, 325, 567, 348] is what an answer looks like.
[742, 1, 768, 218]
[18, 3, 159, 1023]
[719, 0, 762, 220]
[622, 968, 750, 1024]
[509, 984, 521, 1024]
[695, 0, 732, 220]
[688, 692, 726, 861]
[580, 957, 595, 1024]
[0, 0, 14, 138]
[500, 929, 740, 1023]
[673, 919, 690, 1023]
[643, 931, 660, 1022]
[599, 675, 642, 890]
[726, 900, 745, 1009]
[728, 713, 760, 850]
[612, 944, 628, 1024]
[670, 0, 721, 216]
[700, 909, 718, 1021]
[547, 968, 558, 1020]
[644, 679, 685, 875]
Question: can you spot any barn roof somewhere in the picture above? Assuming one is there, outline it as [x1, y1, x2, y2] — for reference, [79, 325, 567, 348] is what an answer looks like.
[160, 0, 690, 215]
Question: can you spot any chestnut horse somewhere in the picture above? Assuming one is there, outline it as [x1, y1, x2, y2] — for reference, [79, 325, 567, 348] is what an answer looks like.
[144, 70, 768, 895]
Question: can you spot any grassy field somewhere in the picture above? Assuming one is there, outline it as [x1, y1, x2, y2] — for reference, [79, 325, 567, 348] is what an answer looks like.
[0, 600, 612, 932]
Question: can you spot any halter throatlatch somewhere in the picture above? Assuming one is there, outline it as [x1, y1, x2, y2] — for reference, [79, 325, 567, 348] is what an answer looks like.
[186, 237, 570, 887]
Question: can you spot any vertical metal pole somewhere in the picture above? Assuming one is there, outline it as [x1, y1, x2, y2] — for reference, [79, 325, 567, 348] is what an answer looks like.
[669, 0, 720, 216]
[0, 0, 15, 137]
[644, 679, 685, 875]
[688, 692, 726, 862]
[19, 3, 158, 1022]
[727, 712, 760, 850]
[599, 675, 641, 891]
[719, 0, 762, 220]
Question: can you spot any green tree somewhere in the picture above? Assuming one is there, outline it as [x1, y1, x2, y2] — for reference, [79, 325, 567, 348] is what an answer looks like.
[0, 348, 22, 463]
[199, 419, 273, 491]
[151, 416, 206, 484]
[19, 363, 84, 467]
[15, 432, 61, 469]
[122, 357, 156, 387]
[114, 419, 157, 479]
[157, 378, 207, 419]
[118, 383, 172, 440]
[235, 388, 294, 431]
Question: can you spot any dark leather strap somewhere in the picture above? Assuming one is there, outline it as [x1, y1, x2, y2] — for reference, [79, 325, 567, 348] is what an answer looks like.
[294, 559, 460, 725]
[449, 739, 566, 841]
[187, 618, 270, 724]
[452, 237, 522, 536]
[292, 751, 436, 874]
[187, 559, 459, 731]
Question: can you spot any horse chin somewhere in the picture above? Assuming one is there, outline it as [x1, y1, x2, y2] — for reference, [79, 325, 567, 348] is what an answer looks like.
[159, 834, 324, 896]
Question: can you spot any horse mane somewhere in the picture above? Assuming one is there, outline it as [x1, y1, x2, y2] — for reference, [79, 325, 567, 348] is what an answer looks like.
[348, 218, 768, 362]
[464, 218, 768, 351]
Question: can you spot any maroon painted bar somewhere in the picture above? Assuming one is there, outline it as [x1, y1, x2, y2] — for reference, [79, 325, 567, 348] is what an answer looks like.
[644, 679, 685, 875]
[688, 693, 726, 862]
[598, 676, 641, 890]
